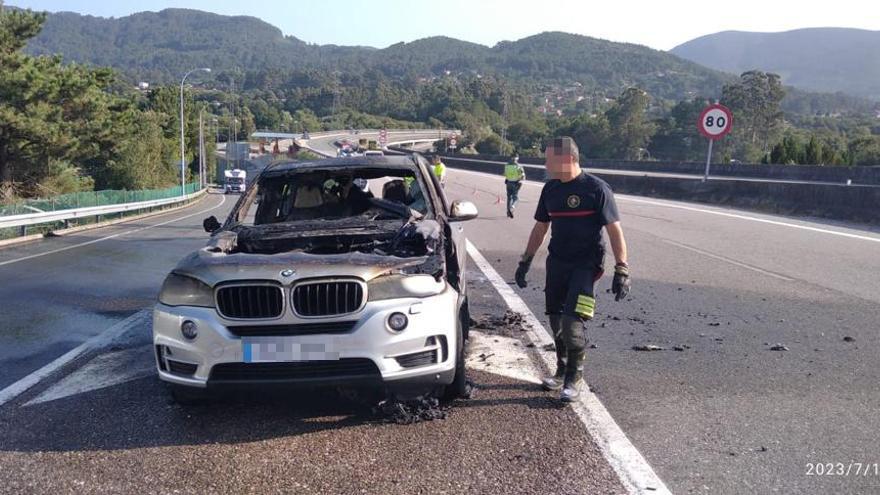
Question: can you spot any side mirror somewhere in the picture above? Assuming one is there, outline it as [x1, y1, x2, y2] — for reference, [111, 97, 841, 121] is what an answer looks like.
[203, 216, 222, 233]
[449, 200, 478, 222]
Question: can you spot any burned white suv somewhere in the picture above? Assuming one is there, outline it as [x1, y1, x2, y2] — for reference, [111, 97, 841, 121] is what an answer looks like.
[153, 155, 477, 403]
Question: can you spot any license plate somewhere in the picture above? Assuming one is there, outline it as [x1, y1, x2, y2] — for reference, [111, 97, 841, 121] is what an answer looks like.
[242, 337, 339, 363]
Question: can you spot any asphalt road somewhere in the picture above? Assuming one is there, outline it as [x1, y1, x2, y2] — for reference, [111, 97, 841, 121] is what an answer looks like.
[1, 165, 879, 494]
[448, 168, 880, 494]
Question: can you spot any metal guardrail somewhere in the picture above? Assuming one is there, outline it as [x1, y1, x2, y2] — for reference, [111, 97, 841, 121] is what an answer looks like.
[0, 188, 207, 230]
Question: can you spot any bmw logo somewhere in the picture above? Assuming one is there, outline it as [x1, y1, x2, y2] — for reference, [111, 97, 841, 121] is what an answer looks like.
[280, 269, 295, 277]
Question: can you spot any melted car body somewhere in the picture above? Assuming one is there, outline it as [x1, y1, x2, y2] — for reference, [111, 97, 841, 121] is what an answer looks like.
[153, 155, 477, 403]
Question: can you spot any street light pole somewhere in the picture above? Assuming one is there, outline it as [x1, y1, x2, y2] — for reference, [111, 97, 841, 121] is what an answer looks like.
[179, 67, 211, 197]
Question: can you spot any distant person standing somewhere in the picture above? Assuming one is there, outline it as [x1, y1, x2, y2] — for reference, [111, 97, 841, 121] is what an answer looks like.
[432, 155, 448, 187]
[504, 153, 526, 218]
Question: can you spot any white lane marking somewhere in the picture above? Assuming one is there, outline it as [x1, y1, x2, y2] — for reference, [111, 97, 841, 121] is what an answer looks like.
[0, 309, 150, 407]
[451, 167, 880, 244]
[0, 194, 227, 268]
[25, 345, 154, 406]
[618, 196, 880, 244]
[661, 239, 795, 282]
[466, 240, 671, 495]
[466, 331, 542, 385]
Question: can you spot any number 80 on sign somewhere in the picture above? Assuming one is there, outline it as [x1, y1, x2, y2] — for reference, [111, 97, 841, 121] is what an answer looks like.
[698, 104, 733, 140]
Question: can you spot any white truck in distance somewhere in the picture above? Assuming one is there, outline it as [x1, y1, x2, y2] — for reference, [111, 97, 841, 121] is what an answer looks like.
[224, 169, 247, 194]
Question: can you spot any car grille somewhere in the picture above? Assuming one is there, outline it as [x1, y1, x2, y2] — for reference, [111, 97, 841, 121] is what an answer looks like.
[226, 321, 358, 337]
[216, 284, 283, 319]
[395, 350, 438, 369]
[209, 359, 380, 383]
[292, 280, 364, 317]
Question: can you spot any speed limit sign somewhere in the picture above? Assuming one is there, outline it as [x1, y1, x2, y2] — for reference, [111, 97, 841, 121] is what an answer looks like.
[698, 104, 733, 140]
[697, 103, 733, 181]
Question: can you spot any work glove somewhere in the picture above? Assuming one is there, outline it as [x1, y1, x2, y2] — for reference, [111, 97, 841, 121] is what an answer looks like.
[515, 254, 533, 288]
[611, 263, 631, 301]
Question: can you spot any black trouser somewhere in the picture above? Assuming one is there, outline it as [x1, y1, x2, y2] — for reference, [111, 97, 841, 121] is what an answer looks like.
[544, 256, 602, 353]
[505, 180, 522, 212]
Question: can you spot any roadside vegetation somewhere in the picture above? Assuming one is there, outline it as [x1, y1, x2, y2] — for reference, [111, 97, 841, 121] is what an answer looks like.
[2, 4, 878, 202]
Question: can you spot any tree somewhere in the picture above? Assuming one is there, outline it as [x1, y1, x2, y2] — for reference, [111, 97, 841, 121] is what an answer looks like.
[475, 133, 513, 155]
[604, 88, 656, 160]
[721, 71, 786, 162]
[848, 136, 880, 166]
[804, 136, 823, 165]
[650, 98, 709, 161]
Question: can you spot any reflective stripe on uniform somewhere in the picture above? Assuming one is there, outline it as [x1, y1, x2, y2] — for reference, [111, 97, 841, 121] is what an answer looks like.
[548, 210, 596, 218]
[575, 294, 595, 318]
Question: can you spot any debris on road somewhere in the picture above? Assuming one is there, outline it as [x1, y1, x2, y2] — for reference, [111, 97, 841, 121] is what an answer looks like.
[542, 343, 556, 352]
[673, 345, 691, 351]
[589, 343, 599, 349]
[769, 343, 789, 351]
[632, 344, 665, 351]
[471, 310, 529, 331]
[843, 336, 855, 342]
[374, 396, 449, 425]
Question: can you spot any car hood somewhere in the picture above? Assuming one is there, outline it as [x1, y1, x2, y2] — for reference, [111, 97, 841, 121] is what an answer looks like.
[173, 248, 430, 287]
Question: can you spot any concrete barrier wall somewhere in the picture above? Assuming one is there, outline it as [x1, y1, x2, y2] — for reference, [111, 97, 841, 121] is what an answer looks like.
[443, 153, 880, 186]
[442, 157, 880, 225]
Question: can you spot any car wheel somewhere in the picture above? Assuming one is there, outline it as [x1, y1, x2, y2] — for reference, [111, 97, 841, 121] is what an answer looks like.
[442, 310, 470, 401]
[168, 383, 208, 405]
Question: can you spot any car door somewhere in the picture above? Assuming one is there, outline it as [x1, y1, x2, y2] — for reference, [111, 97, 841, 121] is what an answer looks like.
[419, 157, 467, 299]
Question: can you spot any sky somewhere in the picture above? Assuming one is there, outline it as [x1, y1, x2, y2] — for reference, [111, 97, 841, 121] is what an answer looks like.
[5, 0, 879, 50]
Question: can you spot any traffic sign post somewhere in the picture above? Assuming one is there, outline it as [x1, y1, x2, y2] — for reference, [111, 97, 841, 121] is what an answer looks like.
[697, 103, 733, 182]
[378, 128, 388, 147]
[449, 135, 457, 152]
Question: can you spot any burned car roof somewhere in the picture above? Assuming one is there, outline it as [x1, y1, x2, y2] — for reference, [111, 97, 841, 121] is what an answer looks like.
[263, 156, 423, 177]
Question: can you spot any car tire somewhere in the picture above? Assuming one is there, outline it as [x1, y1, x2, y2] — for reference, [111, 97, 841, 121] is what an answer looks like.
[442, 309, 470, 401]
[168, 383, 208, 405]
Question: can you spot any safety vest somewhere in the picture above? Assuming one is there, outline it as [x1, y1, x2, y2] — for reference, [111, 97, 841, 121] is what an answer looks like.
[433, 161, 446, 179]
[505, 162, 524, 181]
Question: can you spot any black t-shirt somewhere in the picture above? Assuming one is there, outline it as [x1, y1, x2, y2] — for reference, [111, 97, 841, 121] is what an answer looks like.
[534, 171, 620, 263]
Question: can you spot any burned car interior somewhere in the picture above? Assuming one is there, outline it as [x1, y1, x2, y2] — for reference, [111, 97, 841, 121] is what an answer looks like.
[199, 158, 461, 282]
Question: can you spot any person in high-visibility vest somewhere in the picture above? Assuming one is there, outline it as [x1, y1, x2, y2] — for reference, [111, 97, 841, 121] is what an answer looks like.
[431, 155, 447, 187]
[504, 153, 526, 218]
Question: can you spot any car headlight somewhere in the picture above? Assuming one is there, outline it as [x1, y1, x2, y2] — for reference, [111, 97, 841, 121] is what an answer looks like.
[158, 273, 214, 307]
[367, 274, 445, 301]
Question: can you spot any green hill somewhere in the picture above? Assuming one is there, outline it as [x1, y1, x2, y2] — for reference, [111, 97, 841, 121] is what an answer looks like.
[22, 8, 731, 101]
[671, 28, 880, 100]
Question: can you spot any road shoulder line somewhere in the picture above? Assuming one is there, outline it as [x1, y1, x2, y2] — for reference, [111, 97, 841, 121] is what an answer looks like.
[0, 309, 151, 408]
[466, 239, 671, 495]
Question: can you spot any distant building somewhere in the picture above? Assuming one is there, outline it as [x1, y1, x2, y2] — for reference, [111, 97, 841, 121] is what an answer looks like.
[137, 82, 150, 91]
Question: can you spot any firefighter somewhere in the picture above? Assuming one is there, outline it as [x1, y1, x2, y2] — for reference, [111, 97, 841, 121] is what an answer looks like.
[431, 154, 447, 187]
[514, 137, 631, 402]
[504, 153, 526, 218]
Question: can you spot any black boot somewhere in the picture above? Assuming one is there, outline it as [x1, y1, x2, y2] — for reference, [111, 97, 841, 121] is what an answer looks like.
[560, 350, 585, 403]
[541, 338, 567, 391]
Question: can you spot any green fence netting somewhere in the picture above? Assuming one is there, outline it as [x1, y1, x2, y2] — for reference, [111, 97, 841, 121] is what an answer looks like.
[0, 182, 201, 217]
